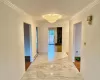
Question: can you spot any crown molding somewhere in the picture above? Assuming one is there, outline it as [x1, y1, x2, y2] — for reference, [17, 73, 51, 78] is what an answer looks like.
[1, 0, 99, 20]
[0, 0, 30, 16]
[71, 0, 100, 20]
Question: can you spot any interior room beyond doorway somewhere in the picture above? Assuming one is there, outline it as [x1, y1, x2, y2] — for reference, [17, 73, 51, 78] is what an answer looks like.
[48, 27, 62, 52]
[73, 22, 82, 71]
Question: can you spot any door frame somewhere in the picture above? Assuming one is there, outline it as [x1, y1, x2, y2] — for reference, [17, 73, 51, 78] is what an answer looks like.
[24, 22, 33, 62]
[73, 22, 82, 62]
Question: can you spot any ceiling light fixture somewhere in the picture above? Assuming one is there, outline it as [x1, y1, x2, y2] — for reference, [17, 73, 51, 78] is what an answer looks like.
[42, 14, 62, 23]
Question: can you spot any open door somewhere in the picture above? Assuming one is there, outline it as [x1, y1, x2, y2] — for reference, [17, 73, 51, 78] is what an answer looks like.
[73, 22, 82, 71]
[24, 23, 32, 70]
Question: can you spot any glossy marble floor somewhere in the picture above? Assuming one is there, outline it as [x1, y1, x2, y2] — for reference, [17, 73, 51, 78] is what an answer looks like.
[21, 45, 83, 80]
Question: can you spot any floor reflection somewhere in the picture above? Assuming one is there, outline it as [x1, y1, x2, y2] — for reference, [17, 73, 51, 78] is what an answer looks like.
[48, 44, 62, 61]
[21, 52, 83, 80]
[48, 45, 55, 61]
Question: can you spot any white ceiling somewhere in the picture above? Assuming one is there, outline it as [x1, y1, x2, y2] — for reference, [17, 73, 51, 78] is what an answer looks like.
[10, 0, 94, 20]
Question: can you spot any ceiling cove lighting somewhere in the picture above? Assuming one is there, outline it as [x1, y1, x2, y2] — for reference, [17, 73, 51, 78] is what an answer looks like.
[42, 14, 62, 23]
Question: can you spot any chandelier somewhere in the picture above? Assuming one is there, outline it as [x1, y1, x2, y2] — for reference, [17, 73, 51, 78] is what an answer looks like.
[42, 14, 62, 23]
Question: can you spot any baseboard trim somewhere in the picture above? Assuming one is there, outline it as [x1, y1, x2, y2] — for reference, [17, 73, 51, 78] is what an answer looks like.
[33, 53, 38, 61]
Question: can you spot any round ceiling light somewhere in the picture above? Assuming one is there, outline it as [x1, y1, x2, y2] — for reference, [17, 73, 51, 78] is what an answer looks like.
[42, 14, 62, 23]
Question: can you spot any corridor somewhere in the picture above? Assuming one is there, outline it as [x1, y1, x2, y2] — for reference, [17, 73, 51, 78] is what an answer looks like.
[21, 45, 83, 80]
[1, 0, 100, 80]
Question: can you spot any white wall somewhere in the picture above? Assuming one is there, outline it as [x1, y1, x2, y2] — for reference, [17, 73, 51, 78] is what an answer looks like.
[0, 1, 36, 80]
[69, 1, 100, 80]
[37, 20, 69, 53]
[38, 26, 48, 52]
[74, 23, 82, 57]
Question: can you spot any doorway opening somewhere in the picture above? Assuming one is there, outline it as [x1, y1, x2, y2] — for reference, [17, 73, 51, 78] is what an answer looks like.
[48, 29, 55, 45]
[73, 22, 82, 71]
[24, 23, 32, 71]
[48, 27, 62, 53]
[36, 27, 38, 53]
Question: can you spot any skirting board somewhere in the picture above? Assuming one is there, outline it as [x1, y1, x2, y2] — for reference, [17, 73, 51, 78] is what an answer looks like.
[33, 53, 38, 61]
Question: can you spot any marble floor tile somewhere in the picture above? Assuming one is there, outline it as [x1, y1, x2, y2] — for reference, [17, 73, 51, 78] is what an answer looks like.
[21, 52, 83, 80]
